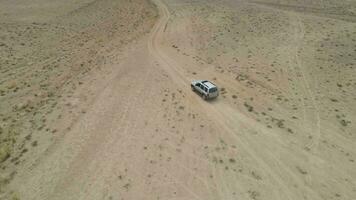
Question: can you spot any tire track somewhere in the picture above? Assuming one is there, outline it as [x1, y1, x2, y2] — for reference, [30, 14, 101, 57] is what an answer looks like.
[292, 14, 321, 152]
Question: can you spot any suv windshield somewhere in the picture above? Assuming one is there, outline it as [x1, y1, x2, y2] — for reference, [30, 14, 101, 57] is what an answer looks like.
[209, 88, 217, 93]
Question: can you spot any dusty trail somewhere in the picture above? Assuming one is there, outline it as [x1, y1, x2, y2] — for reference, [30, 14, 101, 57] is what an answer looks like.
[148, 1, 356, 200]
[148, 0, 324, 199]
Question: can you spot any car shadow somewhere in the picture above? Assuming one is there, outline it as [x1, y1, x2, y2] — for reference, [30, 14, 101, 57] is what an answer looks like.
[192, 90, 220, 104]
[205, 97, 220, 104]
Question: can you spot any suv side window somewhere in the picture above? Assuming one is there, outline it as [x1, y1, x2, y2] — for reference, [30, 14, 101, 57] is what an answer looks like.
[200, 85, 204, 91]
[204, 87, 208, 92]
[196, 83, 201, 87]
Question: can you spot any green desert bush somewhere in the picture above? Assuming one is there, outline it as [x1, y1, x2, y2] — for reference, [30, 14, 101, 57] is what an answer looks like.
[0, 146, 10, 163]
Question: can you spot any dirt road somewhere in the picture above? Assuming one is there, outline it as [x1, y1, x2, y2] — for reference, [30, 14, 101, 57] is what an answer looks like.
[6, 0, 356, 199]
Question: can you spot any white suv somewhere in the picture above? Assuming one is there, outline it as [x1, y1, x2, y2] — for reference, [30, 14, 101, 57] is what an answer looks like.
[191, 80, 219, 100]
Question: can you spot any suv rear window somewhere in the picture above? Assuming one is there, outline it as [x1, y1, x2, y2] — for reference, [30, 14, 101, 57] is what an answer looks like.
[209, 88, 217, 93]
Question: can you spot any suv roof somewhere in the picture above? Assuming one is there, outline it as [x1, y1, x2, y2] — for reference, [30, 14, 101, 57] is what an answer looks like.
[201, 80, 216, 89]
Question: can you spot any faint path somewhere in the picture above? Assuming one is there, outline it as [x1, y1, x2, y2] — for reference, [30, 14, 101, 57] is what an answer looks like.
[250, 0, 322, 153]
[292, 14, 321, 152]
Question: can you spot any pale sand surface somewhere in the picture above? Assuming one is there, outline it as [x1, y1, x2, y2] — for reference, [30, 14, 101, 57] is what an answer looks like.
[1, 0, 355, 199]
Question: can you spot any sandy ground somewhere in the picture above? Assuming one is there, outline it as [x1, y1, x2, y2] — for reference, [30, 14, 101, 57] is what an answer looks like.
[1, 0, 356, 199]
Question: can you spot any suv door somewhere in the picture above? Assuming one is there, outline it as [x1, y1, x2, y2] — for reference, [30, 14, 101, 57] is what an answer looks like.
[200, 85, 207, 95]
[195, 83, 201, 93]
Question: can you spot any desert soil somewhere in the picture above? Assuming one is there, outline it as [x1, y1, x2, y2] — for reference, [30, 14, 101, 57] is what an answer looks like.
[1, 0, 356, 199]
